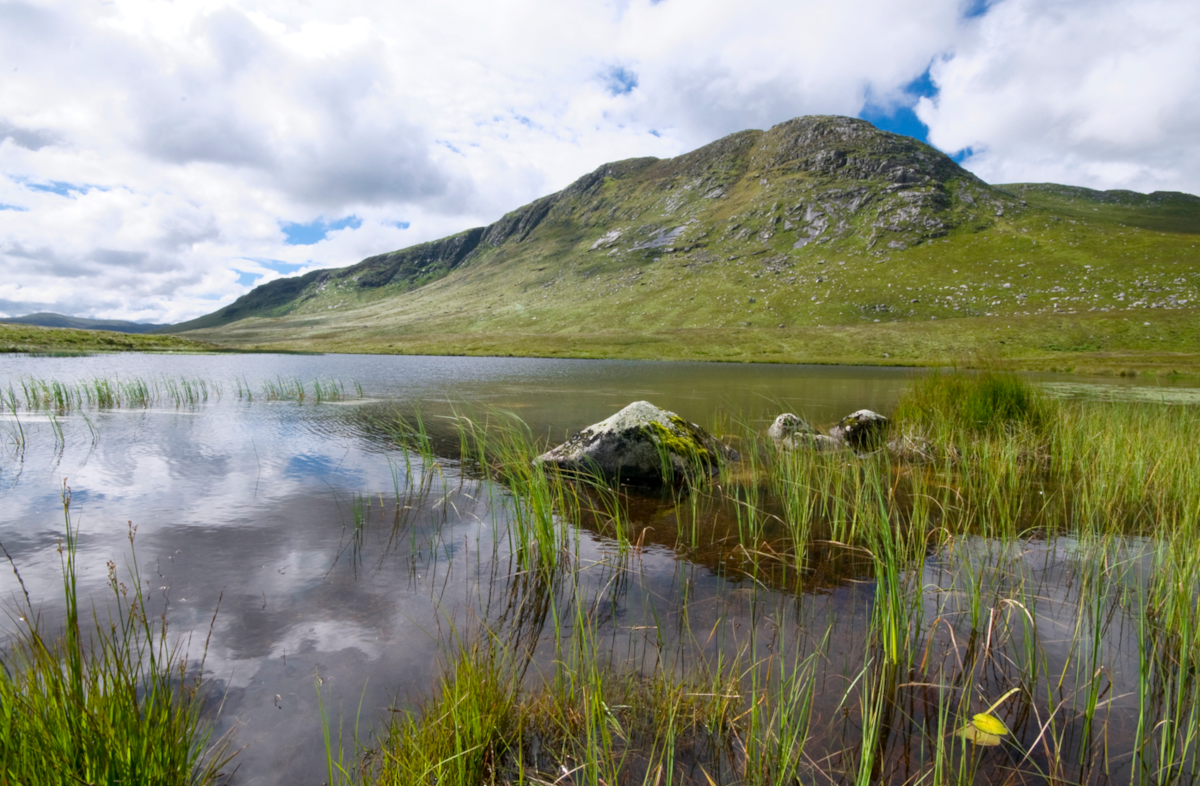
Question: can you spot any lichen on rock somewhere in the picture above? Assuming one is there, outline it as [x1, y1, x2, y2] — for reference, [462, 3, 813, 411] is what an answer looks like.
[536, 401, 738, 485]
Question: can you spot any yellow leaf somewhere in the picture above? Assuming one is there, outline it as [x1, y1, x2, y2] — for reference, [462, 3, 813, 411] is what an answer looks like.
[971, 713, 1009, 737]
[957, 723, 1003, 746]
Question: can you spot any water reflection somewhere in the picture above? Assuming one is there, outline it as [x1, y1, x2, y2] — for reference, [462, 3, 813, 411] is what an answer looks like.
[1, 354, 1198, 784]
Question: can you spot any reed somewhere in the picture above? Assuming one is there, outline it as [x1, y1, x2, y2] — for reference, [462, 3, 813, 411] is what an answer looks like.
[0, 483, 234, 785]
[3, 369, 1171, 784]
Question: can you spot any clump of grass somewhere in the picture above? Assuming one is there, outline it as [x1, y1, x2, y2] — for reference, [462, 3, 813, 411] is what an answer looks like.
[0, 484, 234, 785]
[260, 375, 358, 403]
[894, 368, 1049, 437]
[4, 374, 226, 414]
[355, 618, 773, 786]
[355, 633, 522, 785]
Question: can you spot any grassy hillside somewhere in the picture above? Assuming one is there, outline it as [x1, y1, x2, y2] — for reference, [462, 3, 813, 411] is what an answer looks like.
[0, 323, 220, 354]
[173, 116, 1200, 374]
[0, 312, 167, 334]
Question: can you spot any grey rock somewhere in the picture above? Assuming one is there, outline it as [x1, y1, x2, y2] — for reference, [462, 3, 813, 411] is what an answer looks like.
[536, 401, 738, 485]
[768, 414, 845, 451]
[768, 413, 814, 445]
[811, 434, 845, 451]
[829, 409, 889, 450]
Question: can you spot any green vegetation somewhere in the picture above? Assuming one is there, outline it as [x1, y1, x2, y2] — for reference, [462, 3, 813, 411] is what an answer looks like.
[893, 367, 1048, 434]
[0, 322, 220, 354]
[0, 374, 360, 456]
[8, 371, 1200, 783]
[311, 373, 1200, 784]
[257, 374, 362, 403]
[0, 374, 362, 415]
[3, 375, 220, 414]
[167, 116, 1200, 374]
[0, 312, 167, 334]
[0, 485, 232, 785]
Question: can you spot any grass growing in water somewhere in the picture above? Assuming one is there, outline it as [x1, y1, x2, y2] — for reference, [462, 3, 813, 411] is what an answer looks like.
[321, 371, 1200, 785]
[2, 375, 224, 414]
[0, 483, 233, 784]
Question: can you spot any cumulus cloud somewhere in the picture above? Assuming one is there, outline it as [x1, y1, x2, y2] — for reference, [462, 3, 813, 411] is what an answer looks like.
[0, 0, 1195, 322]
[918, 0, 1200, 192]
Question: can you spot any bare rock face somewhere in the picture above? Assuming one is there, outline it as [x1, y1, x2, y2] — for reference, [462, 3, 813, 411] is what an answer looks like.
[828, 409, 889, 451]
[536, 401, 738, 485]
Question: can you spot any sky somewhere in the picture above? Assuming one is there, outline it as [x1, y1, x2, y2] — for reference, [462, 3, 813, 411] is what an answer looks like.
[1, 0, 1198, 324]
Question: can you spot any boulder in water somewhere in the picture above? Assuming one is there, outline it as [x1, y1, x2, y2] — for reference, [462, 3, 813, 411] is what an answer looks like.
[828, 409, 889, 450]
[536, 401, 738, 485]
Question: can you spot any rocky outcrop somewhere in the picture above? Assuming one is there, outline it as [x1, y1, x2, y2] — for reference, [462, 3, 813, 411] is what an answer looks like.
[536, 401, 738, 485]
[355, 227, 485, 289]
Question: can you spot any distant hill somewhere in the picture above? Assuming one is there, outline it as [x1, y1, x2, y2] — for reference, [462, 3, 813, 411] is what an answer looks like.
[164, 115, 1200, 374]
[1, 312, 168, 334]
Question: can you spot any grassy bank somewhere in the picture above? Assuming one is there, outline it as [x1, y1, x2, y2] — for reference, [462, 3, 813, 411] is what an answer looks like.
[184, 308, 1200, 377]
[0, 322, 222, 354]
[329, 372, 1200, 784]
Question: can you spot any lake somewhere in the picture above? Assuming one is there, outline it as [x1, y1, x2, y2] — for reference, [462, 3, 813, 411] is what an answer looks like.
[1, 353, 1197, 784]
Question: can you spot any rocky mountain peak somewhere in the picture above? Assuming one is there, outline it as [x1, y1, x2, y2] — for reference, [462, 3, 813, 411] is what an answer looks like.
[172, 115, 1023, 332]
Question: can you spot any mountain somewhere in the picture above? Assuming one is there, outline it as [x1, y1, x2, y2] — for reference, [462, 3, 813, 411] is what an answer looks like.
[1, 312, 168, 334]
[167, 115, 1200, 373]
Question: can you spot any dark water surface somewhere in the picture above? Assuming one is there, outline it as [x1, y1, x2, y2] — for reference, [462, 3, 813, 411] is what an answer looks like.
[0, 354, 1195, 784]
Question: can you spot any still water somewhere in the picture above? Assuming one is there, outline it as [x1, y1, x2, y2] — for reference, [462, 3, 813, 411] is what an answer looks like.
[0, 353, 1194, 784]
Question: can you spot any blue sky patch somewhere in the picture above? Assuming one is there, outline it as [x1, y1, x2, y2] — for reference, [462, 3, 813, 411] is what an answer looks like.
[20, 179, 103, 197]
[905, 67, 938, 100]
[604, 66, 639, 96]
[243, 257, 306, 275]
[234, 269, 263, 287]
[392, 220, 410, 230]
[963, 0, 993, 19]
[861, 105, 930, 143]
[859, 66, 937, 144]
[0, 203, 28, 211]
[282, 215, 362, 245]
[951, 146, 977, 163]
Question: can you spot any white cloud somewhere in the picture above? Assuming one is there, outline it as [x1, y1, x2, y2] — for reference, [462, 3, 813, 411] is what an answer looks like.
[0, 0, 1195, 323]
[918, 0, 1200, 192]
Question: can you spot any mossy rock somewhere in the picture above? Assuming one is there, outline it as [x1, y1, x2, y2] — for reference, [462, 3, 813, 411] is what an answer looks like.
[536, 401, 738, 485]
